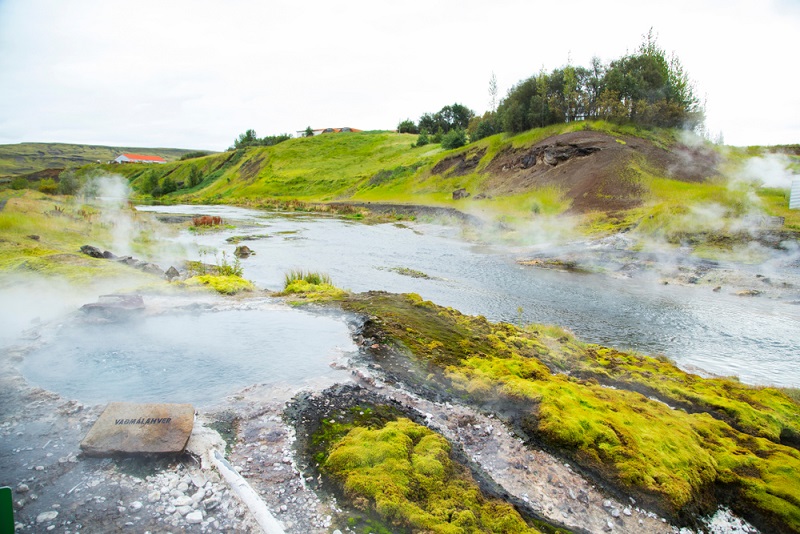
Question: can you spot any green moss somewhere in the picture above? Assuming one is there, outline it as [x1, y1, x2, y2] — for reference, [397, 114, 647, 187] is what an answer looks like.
[184, 274, 254, 295]
[340, 292, 800, 530]
[325, 418, 541, 534]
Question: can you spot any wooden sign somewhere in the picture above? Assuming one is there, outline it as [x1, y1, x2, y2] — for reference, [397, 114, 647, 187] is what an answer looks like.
[80, 402, 194, 456]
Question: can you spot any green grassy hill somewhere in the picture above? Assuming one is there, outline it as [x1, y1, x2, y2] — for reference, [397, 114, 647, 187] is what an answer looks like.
[91, 122, 797, 238]
[0, 142, 203, 178]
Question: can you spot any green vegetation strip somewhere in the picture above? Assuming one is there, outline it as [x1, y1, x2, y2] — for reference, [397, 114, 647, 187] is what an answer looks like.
[325, 417, 543, 534]
[339, 292, 800, 532]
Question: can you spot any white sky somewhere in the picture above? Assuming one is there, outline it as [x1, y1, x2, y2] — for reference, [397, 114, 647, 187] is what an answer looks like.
[1, 0, 798, 150]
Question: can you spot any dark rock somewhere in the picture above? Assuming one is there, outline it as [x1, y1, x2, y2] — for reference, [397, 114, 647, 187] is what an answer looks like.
[452, 188, 470, 200]
[81, 294, 145, 319]
[234, 245, 253, 258]
[102, 250, 117, 259]
[27, 234, 40, 241]
[80, 245, 104, 258]
[135, 261, 164, 276]
[165, 266, 180, 280]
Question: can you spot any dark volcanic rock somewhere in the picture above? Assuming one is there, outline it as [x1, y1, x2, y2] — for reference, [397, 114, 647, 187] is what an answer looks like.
[80, 245, 104, 258]
[234, 245, 253, 258]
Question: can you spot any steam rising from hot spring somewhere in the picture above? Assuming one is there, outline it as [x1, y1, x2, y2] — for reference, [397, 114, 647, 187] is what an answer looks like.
[82, 174, 135, 256]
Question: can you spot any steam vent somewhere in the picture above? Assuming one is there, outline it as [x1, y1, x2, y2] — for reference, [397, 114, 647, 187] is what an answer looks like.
[80, 402, 194, 456]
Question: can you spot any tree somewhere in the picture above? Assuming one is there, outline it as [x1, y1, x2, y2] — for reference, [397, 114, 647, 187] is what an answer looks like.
[397, 119, 418, 134]
[415, 129, 430, 147]
[188, 166, 203, 188]
[161, 176, 177, 195]
[488, 72, 498, 113]
[142, 170, 160, 195]
[472, 120, 496, 142]
[58, 170, 79, 195]
[441, 128, 467, 150]
[304, 126, 314, 137]
[234, 129, 258, 149]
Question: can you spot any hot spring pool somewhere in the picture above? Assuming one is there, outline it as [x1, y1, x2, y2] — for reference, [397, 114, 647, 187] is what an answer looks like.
[21, 301, 357, 406]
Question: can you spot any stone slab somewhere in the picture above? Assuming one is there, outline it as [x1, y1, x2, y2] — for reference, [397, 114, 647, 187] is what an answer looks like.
[80, 402, 194, 456]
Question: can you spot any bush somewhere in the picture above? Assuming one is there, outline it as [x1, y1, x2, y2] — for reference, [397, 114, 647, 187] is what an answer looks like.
[471, 120, 496, 142]
[58, 170, 79, 195]
[414, 129, 430, 147]
[10, 177, 28, 190]
[441, 128, 467, 150]
[397, 119, 418, 134]
[38, 178, 58, 194]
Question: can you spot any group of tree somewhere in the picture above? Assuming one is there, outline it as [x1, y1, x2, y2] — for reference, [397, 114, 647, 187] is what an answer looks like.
[230, 129, 292, 150]
[494, 30, 703, 134]
[400, 30, 704, 149]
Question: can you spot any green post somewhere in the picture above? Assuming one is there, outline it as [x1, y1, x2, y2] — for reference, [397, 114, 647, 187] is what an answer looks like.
[0, 486, 13, 534]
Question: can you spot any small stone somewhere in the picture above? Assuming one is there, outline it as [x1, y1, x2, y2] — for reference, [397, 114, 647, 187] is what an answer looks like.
[129, 501, 143, 511]
[16, 484, 29, 493]
[186, 510, 203, 524]
[36, 511, 58, 523]
[602, 499, 612, 509]
[611, 508, 620, 518]
[177, 482, 189, 492]
[623, 506, 632, 516]
[173, 495, 193, 507]
[147, 491, 161, 503]
[177, 505, 192, 516]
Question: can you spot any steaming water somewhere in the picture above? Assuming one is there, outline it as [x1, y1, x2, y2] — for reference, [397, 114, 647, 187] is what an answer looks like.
[21, 301, 356, 406]
[138, 204, 800, 389]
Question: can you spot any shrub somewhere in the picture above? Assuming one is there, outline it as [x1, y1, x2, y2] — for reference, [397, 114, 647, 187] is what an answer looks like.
[441, 128, 467, 150]
[38, 178, 58, 195]
[471, 120, 496, 142]
[414, 129, 430, 147]
[10, 177, 28, 190]
[397, 119, 418, 134]
[58, 170, 79, 195]
[192, 215, 223, 227]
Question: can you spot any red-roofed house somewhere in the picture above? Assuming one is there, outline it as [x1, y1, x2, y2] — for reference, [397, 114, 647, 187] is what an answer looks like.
[113, 153, 167, 164]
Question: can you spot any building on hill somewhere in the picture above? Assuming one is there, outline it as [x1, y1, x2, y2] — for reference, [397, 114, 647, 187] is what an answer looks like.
[295, 127, 362, 137]
[113, 153, 167, 164]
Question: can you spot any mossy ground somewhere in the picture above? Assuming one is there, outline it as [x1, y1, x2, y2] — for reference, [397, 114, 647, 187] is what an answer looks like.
[0, 191, 163, 287]
[325, 417, 543, 534]
[339, 291, 800, 532]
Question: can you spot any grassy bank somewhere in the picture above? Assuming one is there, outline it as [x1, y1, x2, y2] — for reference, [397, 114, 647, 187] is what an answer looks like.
[66, 124, 796, 252]
[334, 291, 800, 532]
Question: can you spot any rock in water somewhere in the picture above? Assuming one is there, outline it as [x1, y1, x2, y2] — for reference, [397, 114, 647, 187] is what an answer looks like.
[234, 245, 253, 258]
[80, 402, 195, 456]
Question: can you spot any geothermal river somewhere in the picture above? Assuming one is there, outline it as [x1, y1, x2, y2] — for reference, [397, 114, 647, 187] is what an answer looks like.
[19, 204, 800, 404]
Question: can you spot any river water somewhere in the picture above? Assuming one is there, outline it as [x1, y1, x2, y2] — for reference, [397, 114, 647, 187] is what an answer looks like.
[19, 204, 800, 404]
[140, 204, 800, 388]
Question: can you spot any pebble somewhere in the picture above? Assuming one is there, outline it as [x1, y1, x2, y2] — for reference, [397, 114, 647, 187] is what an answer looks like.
[16, 483, 29, 493]
[173, 495, 193, 507]
[129, 501, 143, 511]
[147, 490, 161, 503]
[186, 510, 203, 524]
[177, 482, 189, 492]
[36, 511, 58, 523]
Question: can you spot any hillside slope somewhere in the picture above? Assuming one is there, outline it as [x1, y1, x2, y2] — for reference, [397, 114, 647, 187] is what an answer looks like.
[0, 142, 202, 178]
[77, 122, 797, 236]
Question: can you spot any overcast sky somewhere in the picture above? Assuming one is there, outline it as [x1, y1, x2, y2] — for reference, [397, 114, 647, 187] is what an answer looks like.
[1, 0, 798, 150]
